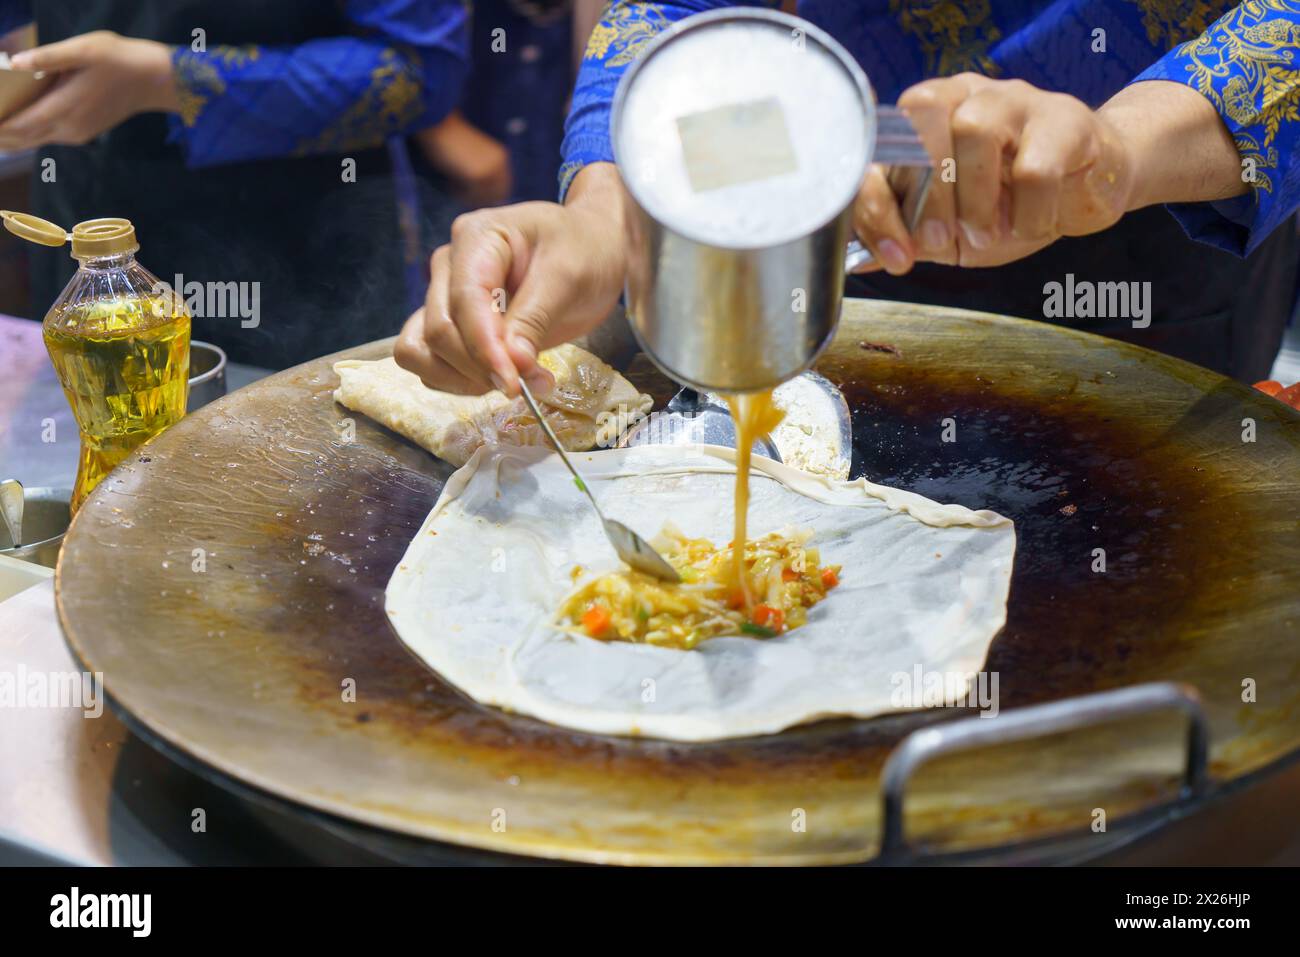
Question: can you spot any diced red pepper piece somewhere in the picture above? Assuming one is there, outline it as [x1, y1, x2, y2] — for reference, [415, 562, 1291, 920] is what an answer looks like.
[1276, 382, 1300, 410]
[582, 604, 612, 638]
[752, 604, 785, 632]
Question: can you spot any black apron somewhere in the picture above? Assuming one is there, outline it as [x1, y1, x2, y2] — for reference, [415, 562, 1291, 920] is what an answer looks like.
[30, 0, 454, 369]
[848, 205, 1296, 384]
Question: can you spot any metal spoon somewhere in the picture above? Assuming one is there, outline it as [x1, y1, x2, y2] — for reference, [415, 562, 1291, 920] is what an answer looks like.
[0, 479, 23, 548]
[518, 381, 680, 583]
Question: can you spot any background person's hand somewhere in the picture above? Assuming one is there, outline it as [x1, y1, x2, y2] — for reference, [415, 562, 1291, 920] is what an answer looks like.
[852, 74, 1135, 274]
[0, 31, 179, 150]
[417, 111, 513, 208]
[395, 163, 628, 397]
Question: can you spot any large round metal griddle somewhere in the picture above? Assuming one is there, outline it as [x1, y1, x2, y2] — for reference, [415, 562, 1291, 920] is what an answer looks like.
[55, 299, 1300, 865]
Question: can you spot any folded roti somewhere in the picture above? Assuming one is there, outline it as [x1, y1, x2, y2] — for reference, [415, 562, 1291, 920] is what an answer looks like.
[333, 344, 652, 466]
[385, 444, 1016, 741]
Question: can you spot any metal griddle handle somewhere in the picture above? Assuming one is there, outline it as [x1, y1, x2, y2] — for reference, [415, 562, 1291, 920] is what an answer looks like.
[878, 681, 1210, 858]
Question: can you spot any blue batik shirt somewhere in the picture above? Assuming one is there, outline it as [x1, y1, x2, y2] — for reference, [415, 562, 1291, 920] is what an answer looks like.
[0, 0, 471, 166]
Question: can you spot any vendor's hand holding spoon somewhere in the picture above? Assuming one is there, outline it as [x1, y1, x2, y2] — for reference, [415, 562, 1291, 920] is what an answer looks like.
[395, 163, 627, 397]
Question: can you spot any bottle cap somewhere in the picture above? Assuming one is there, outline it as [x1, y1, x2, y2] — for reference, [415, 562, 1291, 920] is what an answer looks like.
[0, 210, 138, 257]
[0, 209, 67, 246]
[70, 217, 138, 257]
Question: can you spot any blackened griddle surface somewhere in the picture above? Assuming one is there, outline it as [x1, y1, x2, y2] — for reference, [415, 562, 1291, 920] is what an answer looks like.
[55, 300, 1300, 864]
[844, 356, 1216, 707]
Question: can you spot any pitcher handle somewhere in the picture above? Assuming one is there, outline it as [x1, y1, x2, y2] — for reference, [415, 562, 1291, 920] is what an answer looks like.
[845, 105, 934, 272]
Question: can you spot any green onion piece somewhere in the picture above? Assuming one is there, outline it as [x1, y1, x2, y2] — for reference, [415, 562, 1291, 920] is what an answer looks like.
[573, 477, 586, 493]
[740, 622, 777, 638]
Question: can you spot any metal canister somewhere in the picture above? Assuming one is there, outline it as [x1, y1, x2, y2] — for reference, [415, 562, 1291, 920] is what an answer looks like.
[612, 8, 926, 393]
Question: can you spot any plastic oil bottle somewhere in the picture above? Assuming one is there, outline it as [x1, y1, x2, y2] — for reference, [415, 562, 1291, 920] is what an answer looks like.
[3, 211, 191, 511]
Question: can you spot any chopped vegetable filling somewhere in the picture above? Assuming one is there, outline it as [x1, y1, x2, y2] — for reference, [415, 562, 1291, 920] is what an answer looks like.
[557, 523, 840, 650]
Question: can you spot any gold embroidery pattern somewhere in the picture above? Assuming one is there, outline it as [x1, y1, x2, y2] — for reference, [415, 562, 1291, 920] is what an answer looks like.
[585, 2, 672, 67]
[173, 46, 262, 128]
[1166, 0, 1300, 197]
[174, 53, 224, 128]
[212, 45, 261, 68]
[891, 0, 1001, 78]
[294, 47, 424, 155]
[1131, 0, 1224, 47]
[558, 160, 585, 198]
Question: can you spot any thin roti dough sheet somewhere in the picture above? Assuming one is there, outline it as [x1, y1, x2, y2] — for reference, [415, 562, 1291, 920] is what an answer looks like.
[385, 444, 1016, 742]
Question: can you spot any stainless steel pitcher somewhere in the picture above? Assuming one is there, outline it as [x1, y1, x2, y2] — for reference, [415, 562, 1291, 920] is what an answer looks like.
[612, 8, 932, 393]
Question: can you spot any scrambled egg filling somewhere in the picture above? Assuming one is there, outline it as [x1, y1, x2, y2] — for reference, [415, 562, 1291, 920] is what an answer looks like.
[557, 524, 841, 650]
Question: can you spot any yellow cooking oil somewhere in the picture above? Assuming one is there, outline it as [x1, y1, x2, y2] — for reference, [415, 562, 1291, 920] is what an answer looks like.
[45, 295, 190, 511]
[1, 211, 191, 511]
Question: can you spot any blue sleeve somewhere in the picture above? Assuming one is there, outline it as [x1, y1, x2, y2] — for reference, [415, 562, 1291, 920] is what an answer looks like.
[1130, 0, 1300, 256]
[0, 1, 30, 37]
[170, 0, 468, 168]
[560, 0, 776, 199]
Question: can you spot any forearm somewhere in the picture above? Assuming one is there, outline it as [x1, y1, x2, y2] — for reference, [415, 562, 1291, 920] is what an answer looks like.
[559, 0, 748, 199]
[1100, 80, 1248, 213]
[172, 0, 468, 168]
[1120, 1, 1300, 255]
[133, 39, 181, 113]
[172, 38, 466, 167]
[565, 161, 623, 210]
